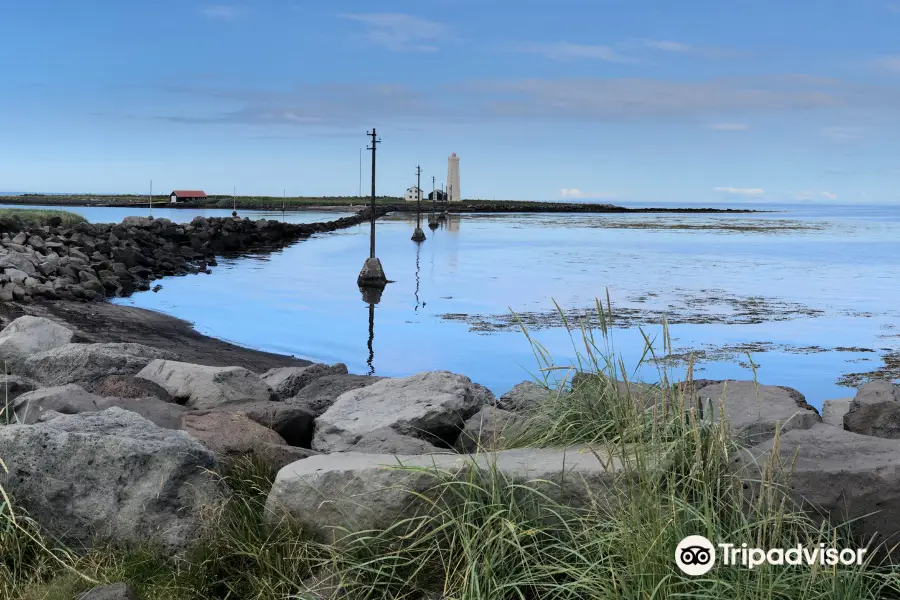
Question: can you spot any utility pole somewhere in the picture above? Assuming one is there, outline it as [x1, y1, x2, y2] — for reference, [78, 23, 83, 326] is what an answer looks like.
[411, 165, 426, 242]
[428, 175, 438, 229]
[357, 128, 388, 287]
[149, 180, 152, 217]
[359, 148, 362, 198]
[438, 182, 447, 221]
[283, 189, 286, 222]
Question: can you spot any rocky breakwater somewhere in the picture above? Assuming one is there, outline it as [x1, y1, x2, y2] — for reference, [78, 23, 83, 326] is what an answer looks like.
[8, 312, 900, 563]
[0, 208, 387, 302]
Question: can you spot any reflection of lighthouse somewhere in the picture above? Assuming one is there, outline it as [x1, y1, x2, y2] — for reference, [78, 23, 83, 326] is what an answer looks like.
[447, 153, 460, 202]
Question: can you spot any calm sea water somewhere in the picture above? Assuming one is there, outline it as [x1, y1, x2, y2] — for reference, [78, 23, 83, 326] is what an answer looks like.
[8, 202, 899, 408]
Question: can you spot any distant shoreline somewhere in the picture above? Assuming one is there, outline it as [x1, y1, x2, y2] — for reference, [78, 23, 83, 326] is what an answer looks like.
[0, 195, 764, 214]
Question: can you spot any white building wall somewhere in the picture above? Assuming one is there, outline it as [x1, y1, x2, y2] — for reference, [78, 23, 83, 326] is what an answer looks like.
[404, 186, 424, 202]
[447, 153, 461, 202]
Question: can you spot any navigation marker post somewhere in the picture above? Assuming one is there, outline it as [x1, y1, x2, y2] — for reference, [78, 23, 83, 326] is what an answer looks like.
[411, 164, 426, 242]
[357, 128, 388, 288]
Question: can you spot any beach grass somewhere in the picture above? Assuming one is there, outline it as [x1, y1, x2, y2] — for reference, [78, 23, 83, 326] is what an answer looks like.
[2, 302, 899, 599]
[0, 208, 86, 228]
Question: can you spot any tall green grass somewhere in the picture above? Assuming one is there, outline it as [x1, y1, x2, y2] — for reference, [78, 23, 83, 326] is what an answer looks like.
[2, 301, 899, 599]
[0, 209, 86, 228]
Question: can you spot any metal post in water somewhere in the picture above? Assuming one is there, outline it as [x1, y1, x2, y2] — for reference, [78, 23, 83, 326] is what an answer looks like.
[411, 165, 426, 242]
[357, 128, 387, 287]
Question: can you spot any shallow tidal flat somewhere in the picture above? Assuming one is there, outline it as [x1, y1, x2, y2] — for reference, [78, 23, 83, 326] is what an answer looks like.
[103, 204, 899, 408]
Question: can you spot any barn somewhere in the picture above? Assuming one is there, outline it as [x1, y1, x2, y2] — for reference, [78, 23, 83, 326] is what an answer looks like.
[170, 190, 207, 203]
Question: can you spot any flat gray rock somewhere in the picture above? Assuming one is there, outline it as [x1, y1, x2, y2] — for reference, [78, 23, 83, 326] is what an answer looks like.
[844, 381, 900, 438]
[689, 380, 820, 445]
[266, 447, 622, 541]
[0, 407, 223, 552]
[312, 371, 495, 453]
[738, 424, 900, 545]
[287, 373, 383, 417]
[348, 427, 444, 455]
[499, 381, 552, 412]
[261, 363, 348, 399]
[22, 343, 177, 387]
[13, 384, 188, 429]
[821, 398, 852, 428]
[0, 315, 74, 365]
[136, 359, 275, 409]
[12, 384, 105, 424]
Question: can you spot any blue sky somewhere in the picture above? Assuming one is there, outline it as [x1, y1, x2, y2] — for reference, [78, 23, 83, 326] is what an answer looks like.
[1, 1, 899, 204]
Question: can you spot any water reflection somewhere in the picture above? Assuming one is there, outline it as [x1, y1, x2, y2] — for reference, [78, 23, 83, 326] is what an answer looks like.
[359, 285, 383, 375]
[414, 242, 421, 312]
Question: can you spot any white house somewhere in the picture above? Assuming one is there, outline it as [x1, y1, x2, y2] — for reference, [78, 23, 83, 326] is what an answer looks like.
[404, 186, 424, 202]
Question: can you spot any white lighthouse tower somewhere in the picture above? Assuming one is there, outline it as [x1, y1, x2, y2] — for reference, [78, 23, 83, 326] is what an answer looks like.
[447, 153, 461, 202]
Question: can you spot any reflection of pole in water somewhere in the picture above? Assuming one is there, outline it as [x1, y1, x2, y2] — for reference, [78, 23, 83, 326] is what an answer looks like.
[367, 301, 375, 375]
[414, 241, 421, 312]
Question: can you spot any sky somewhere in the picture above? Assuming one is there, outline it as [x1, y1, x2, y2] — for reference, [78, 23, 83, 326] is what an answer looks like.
[1, 1, 900, 204]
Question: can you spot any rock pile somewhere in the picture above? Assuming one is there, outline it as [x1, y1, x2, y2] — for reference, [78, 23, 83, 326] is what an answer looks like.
[4, 314, 900, 559]
[0, 208, 386, 302]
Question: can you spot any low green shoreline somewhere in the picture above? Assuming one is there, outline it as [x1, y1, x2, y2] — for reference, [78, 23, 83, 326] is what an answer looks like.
[0, 195, 763, 214]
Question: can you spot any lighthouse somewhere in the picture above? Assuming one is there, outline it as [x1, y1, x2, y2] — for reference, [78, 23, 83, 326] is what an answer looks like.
[447, 153, 461, 202]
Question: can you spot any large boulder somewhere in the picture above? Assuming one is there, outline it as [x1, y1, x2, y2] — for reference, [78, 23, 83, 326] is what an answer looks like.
[261, 363, 349, 399]
[822, 398, 852, 428]
[738, 424, 900, 545]
[287, 374, 383, 417]
[0, 315, 74, 365]
[22, 343, 177, 387]
[12, 384, 189, 429]
[12, 384, 106, 424]
[266, 447, 620, 541]
[181, 410, 289, 466]
[136, 360, 275, 409]
[843, 381, 900, 438]
[498, 381, 552, 412]
[455, 407, 522, 453]
[347, 427, 444, 455]
[86, 374, 173, 402]
[688, 380, 820, 445]
[223, 400, 315, 447]
[312, 371, 495, 452]
[0, 408, 223, 551]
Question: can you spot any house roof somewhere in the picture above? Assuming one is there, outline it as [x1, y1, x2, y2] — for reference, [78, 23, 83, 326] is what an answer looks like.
[171, 190, 207, 197]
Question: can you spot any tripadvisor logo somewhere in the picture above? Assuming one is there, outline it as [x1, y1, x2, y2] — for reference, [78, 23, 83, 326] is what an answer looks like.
[676, 535, 716, 576]
[675, 535, 868, 575]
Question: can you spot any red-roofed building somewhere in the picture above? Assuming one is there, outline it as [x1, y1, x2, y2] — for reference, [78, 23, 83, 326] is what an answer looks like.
[170, 190, 207, 203]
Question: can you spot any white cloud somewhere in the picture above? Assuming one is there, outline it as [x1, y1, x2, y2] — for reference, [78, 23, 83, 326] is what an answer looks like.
[795, 190, 838, 200]
[711, 123, 749, 131]
[340, 13, 446, 52]
[559, 188, 617, 199]
[642, 40, 691, 53]
[875, 55, 900, 73]
[200, 5, 242, 21]
[714, 187, 765, 196]
[822, 126, 863, 140]
[516, 42, 637, 63]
